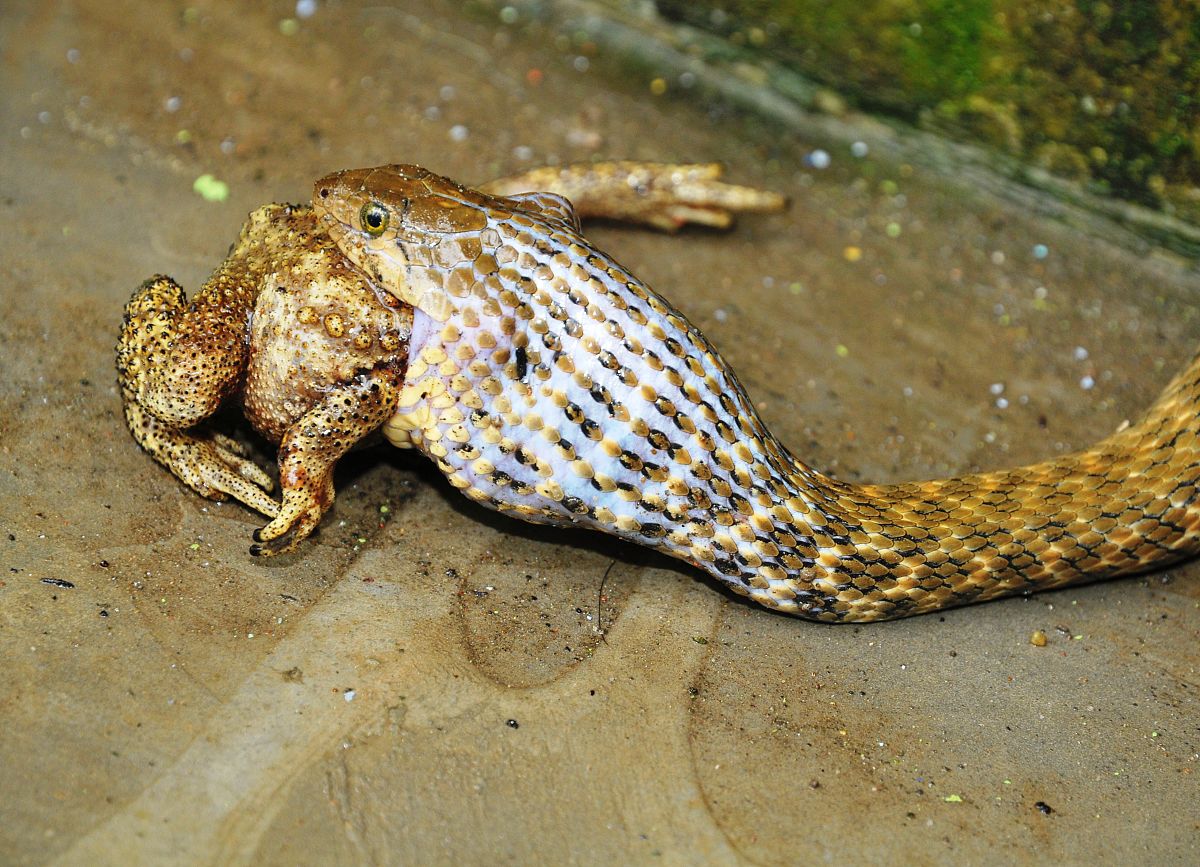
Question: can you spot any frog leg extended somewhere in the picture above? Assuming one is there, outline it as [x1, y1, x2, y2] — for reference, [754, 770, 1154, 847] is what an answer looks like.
[479, 161, 786, 231]
[117, 269, 278, 517]
[250, 365, 403, 556]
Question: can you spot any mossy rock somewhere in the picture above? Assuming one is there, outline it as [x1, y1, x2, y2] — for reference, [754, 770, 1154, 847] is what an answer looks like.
[653, 0, 1200, 219]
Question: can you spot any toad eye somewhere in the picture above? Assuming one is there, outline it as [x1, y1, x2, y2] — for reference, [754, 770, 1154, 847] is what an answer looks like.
[359, 202, 390, 236]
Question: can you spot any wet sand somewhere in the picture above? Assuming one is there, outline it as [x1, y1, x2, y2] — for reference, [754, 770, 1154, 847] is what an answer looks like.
[1, 1, 1197, 863]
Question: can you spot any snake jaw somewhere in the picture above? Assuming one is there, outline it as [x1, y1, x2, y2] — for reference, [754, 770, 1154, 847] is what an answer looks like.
[315, 173, 460, 322]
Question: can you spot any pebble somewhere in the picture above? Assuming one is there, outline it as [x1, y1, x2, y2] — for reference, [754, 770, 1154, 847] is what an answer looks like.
[192, 174, 229, 202]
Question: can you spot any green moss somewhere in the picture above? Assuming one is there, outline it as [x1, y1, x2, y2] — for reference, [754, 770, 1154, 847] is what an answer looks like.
[655, 0, 1200, 217]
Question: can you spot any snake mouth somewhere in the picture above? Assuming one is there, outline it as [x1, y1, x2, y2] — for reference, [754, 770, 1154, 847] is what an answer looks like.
[405, 308, 436, 373]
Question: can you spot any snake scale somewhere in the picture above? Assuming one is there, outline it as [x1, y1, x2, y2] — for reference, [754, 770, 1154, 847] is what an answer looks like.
[303, 165, 1200, 622]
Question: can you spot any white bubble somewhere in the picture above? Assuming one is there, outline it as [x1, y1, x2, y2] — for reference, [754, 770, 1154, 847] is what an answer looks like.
[807, 149, 830, 169]
[295, 0, 317, 19]
[449, 124, 469, 142]
[850, 141, 869, 158]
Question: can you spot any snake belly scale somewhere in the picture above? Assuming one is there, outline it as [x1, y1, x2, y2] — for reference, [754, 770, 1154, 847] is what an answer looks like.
[312, 165, 1200, 623]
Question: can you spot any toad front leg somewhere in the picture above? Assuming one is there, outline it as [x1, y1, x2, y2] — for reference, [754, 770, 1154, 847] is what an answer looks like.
[251, 368, 402, 555]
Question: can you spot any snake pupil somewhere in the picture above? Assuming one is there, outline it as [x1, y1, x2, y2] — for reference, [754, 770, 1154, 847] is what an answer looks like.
[360, 202, 389, 236]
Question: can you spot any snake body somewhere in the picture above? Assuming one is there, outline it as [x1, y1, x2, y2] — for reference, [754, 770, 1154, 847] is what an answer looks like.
[313, 165, 1200, 622]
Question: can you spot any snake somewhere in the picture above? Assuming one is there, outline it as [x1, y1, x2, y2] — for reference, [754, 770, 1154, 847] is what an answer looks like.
[307, 164, 1200, 623]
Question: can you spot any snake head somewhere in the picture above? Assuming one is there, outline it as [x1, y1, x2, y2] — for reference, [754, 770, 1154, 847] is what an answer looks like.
[314, 164, 490, 322]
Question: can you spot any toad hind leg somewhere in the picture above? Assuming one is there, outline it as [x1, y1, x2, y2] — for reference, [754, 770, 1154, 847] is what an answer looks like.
[121, 398, 280, 517]
[117, 275, 279, 516]
[250, 367, 402, 556]
[479, 161, 787, 231]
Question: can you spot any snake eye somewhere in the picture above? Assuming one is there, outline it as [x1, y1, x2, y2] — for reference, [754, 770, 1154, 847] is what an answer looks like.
[359, 202, 389, 237]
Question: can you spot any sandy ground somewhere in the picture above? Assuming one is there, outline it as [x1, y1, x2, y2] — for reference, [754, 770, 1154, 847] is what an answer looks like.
[2, 1, 1198, 864]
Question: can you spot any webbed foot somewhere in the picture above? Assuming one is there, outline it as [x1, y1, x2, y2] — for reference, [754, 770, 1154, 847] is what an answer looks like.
[122, 400, 280, 518]
[481, 161, 787, 232]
